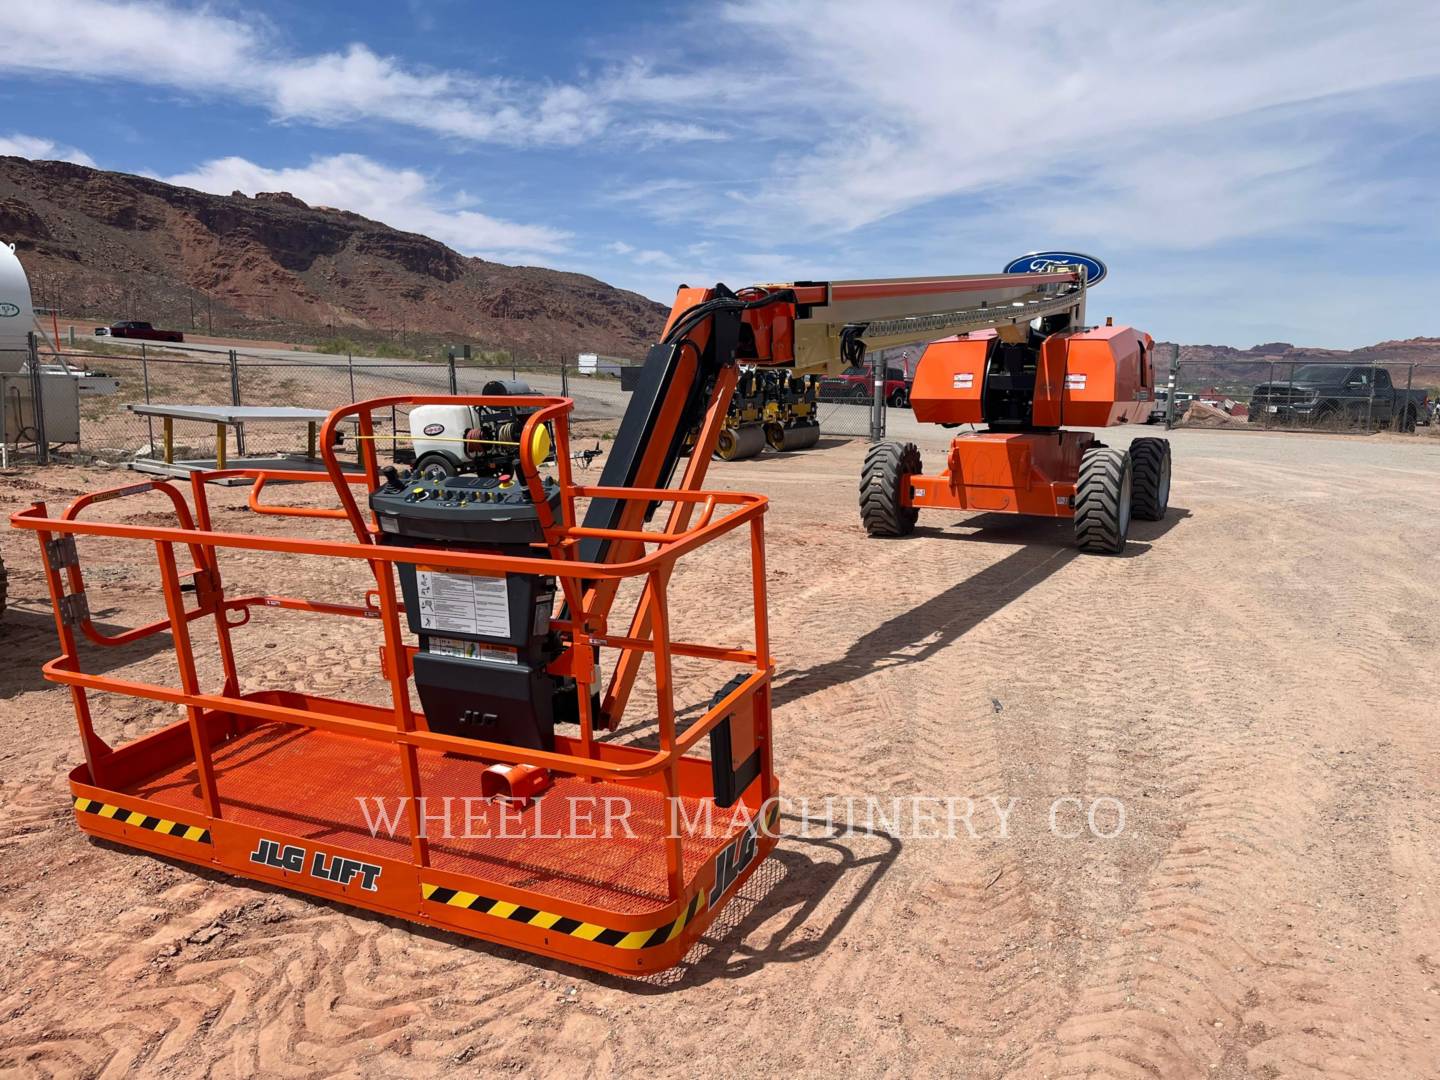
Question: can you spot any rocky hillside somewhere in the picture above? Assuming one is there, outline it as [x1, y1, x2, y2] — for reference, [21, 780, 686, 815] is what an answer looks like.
[0, 157, 667, 357]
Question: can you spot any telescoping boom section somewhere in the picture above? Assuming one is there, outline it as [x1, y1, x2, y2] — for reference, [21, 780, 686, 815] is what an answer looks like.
[13, 395, 778, 977]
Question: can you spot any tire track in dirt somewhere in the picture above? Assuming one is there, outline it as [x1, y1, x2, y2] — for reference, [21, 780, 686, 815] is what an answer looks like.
[997, 478, 1439, 1078]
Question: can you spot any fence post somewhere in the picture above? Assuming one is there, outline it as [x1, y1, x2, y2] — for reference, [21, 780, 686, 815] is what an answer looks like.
[1405, 364, 1416, 435]
[561, 355, 569, 398]
[1264, 359, 1274, 430]
[27, 333, 49, 464]
[447, 353, 458, 394]
[141, 346, 154, 452]
[348, 353, 356, 402]
[229, 349, 245, 455]
[1165, 345, 1180, 428]
[510, 350, 517, 381]
[1364, 355, 1377, 433]
[870, 355, 886, 441]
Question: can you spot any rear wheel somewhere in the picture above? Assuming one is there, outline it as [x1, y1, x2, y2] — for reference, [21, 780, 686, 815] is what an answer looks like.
[887, 388, 909, 409]
[860, 441, 921, 537]
[1128, 437, 1171, 521]
[1400, 406, 1418, 433]
[415, 452, 458, 481]
[1073, 446, 1133, 554]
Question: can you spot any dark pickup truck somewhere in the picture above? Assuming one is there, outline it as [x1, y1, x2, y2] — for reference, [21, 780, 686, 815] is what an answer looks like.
[1249, 364, 1428, 431]
[98, 320, 185, 343]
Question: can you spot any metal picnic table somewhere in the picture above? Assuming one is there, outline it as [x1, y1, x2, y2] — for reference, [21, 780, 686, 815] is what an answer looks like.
[127, 403, 334, 469]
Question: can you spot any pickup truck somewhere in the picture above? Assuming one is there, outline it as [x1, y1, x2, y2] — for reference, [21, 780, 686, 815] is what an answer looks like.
[817, 364, 913, 408]
[1248, 364, 1428, 432]
[97, 320, 185, 343]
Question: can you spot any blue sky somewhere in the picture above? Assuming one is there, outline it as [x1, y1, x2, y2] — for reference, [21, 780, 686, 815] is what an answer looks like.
[1, 0, 1437, 347]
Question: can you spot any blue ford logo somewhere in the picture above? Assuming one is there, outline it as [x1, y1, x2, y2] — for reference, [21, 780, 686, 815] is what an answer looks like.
[1003, 251, 1106, 286]
[0, 302, 19, 317]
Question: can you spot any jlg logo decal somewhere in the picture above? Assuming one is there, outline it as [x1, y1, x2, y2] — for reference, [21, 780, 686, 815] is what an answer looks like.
[708, 813, 765, 906]
[249, 837, 382, 891]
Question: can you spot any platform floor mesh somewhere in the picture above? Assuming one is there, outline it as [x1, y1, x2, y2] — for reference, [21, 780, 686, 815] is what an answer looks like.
[126, 722, 735, 915]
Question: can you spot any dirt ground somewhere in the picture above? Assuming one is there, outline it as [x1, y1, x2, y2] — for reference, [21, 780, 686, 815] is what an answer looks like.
[1, 424, 1438, 1079]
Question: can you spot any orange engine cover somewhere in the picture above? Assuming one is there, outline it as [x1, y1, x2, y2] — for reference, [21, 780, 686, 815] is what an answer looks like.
[909, 326, 1156, 428]
[910, 335, 990, 425]
[1059, 325, 1155, 427]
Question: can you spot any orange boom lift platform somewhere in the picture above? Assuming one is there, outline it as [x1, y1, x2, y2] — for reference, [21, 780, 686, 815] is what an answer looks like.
[16, 260, 1159, 973]
[13, 389, 780, 977]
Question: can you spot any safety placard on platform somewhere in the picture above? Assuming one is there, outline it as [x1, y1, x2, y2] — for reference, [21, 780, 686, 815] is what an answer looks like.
[415, 570, 510, 638]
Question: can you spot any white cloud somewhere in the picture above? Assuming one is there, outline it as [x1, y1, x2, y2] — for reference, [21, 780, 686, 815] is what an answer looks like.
[165, 154, 569, 259]
[690, 0, 1440, 241]
[607, 240, 677, 268]
[0, 133, 96, 166]
[0, 1, 722, 149]
[630, 249, 674, 266]
[625, 120, 730, 144]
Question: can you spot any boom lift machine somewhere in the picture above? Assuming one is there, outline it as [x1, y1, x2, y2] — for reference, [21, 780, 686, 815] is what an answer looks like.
[15, 262, 1160, 974]
[860, 311, 1171, 553]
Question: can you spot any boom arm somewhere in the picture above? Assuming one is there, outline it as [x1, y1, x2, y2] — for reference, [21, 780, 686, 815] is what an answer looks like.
[581, 268, 1090, 725]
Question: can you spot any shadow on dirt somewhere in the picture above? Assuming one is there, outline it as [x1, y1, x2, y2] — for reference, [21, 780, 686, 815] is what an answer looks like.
[0, 605, 180, 699]
[635, 816, 901, 990]
[83, 810, 900, 993]
[770, 507, 1190, 711]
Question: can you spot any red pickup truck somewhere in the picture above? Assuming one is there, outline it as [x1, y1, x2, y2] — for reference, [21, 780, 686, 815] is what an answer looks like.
[98, 320, 185, 343]
[817, 364, 913, 408]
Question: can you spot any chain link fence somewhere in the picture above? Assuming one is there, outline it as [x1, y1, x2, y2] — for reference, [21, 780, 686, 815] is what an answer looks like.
[1, 342, 48, 465]
[2, 336, 616, 466]
[1165, 357, 1436, 436]
[5, 333, 914, 468]
[813, 341, 927, 441]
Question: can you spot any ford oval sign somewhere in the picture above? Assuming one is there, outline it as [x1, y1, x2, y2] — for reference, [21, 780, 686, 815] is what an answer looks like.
[0, 302, 19, 317]
[422, 423, 445, 436]
[1003, 251, 1107, 287]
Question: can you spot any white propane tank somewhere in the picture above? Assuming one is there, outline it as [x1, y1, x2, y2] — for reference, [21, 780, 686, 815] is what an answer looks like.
[0, 243, 35, 372]
[409, 403, 476, 475]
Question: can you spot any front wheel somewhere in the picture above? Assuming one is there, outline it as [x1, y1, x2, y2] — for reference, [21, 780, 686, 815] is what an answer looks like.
[1073, 446, 1133, 554]
[860, 441, 922, 537]
[1128, 437, 1171, 521]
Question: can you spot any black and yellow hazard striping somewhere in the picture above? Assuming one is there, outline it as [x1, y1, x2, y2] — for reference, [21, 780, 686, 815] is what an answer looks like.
[73, 797, 212, 844]
[420, 884, 706, 950]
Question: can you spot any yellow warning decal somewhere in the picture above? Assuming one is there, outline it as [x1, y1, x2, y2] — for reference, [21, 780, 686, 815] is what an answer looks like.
[73, 797, 211, 844]
[420, 884, 705, 951]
